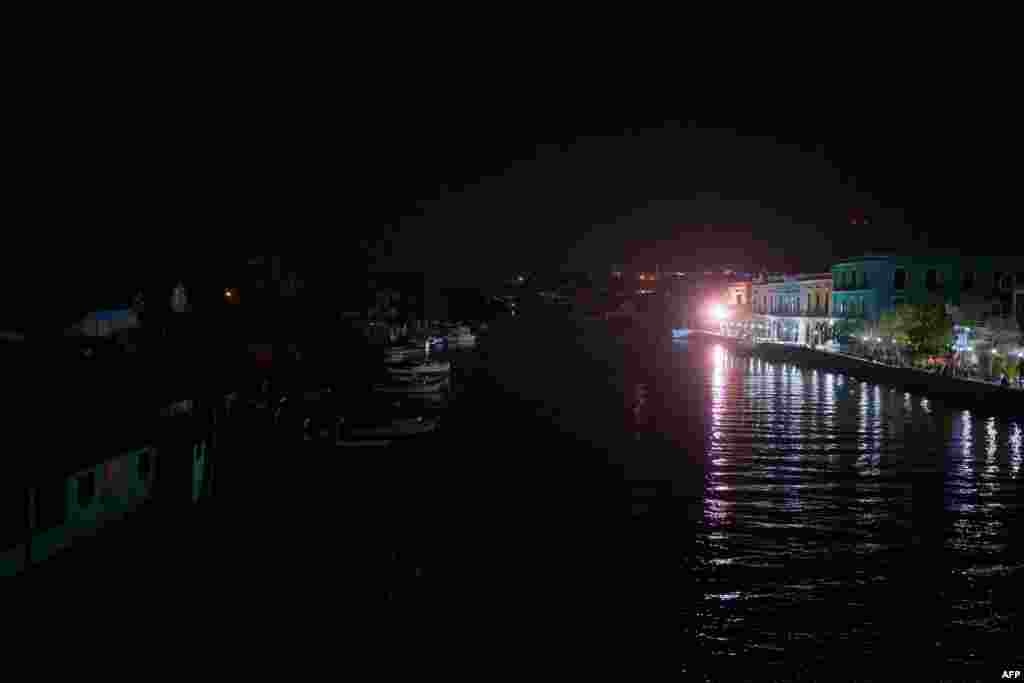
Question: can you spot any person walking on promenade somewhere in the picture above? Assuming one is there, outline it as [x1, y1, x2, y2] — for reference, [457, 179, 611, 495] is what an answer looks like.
[1017, 355, 1024, 388]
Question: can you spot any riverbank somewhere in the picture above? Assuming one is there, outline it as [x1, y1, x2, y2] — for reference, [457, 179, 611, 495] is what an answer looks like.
[687, 330, 1024, 416]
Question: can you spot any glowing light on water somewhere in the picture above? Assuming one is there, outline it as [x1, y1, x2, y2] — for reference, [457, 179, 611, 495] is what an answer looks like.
[1009, 422, 1021, 477]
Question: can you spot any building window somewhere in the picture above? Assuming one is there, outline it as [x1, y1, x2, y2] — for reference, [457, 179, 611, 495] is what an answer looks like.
[962, 271, 975, 291]
[1002, 274, 1014, 291]
[894, 269, 907, 290]
[736, 294, 742, 305]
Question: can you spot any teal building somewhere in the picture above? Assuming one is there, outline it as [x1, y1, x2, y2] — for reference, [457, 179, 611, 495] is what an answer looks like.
[830, 254, 961, 324]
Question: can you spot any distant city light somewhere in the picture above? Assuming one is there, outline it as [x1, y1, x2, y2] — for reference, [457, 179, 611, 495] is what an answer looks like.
[710, 304, 729, 321]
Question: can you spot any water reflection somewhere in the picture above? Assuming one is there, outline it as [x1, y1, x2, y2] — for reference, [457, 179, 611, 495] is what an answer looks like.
[704, 345, 732, 529]
[1011, 423, 1022, 477]
[683, 340, 1023, 669]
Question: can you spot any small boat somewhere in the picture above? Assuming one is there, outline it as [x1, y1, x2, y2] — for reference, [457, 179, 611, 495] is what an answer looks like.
[445, 325, 475, 348]
[387, 360, 451, 377]
[343, 415, 440, 438]
[384, 345, 426, 364]
[337, 439, 392, 448]
[373, 376, 450, 394]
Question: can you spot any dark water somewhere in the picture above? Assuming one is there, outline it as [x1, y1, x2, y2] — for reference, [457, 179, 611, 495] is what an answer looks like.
[685, 345, 1023, 676]
[26, 310, 1022, 675]
[404, 311, 1024, 677]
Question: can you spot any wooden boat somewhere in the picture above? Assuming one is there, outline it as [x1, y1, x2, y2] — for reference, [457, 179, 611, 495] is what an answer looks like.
[387, 360, 451, 377]
[384, 345, 427, 364]
[373, 376, 450, 394]
[343, 415, 439, 438]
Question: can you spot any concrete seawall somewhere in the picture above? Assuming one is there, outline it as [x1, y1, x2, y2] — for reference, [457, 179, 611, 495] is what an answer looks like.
[688, 331, 1024, 417]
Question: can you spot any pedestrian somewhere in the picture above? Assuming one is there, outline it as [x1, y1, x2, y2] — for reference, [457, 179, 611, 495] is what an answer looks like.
[1000, 372, 1009, 388]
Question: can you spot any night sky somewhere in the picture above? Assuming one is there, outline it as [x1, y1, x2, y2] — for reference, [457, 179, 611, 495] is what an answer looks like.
[373, 114, 1020, 282]
[7, 86, 1021, 326]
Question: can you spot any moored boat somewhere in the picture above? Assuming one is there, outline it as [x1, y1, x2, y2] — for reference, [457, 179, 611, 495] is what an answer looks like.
[387, 360, 452, 378]
[384, 345, 426, 364]
[342, 415, 440, 439]
[373, 376, 450, 394]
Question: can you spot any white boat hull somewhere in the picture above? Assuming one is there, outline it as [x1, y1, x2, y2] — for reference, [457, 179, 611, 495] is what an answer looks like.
[374, 379, 449, 394]
[347, 418, 439, 438]
[384, 346, 427, 364]
[387, 361, 451, 377]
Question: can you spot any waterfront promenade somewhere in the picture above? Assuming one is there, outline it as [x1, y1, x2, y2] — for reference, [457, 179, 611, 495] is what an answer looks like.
[686, 329, 1024, 415]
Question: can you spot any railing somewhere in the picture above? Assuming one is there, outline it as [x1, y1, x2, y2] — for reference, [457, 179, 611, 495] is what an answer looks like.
[753, 308, 830, 317]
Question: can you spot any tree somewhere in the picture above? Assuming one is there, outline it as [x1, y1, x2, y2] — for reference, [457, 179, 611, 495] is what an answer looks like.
[834, 317, 867, 341]
[879, 303, 953, 362]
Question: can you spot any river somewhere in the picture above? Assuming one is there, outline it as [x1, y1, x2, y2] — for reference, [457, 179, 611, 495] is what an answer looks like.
[20, 306, 1021, 675]
[414, 308, 1024, 677]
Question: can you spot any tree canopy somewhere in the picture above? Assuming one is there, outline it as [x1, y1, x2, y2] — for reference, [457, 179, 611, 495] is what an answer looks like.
[879, 303, 953, 357]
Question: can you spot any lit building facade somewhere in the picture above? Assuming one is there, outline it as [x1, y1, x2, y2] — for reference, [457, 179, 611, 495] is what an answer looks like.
[751, 276, 801, 342]
[797, 273, 833, 346]
[725, 281, 752, 308]
[750, 274, 835, 344]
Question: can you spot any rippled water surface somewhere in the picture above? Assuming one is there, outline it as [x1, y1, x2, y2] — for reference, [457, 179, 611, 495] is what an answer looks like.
[675, 342, 1024, 674]
[474, 315, 1023, 675]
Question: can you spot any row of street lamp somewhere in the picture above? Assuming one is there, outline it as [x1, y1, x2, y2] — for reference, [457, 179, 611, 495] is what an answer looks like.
[707, 301, 1024, 359]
